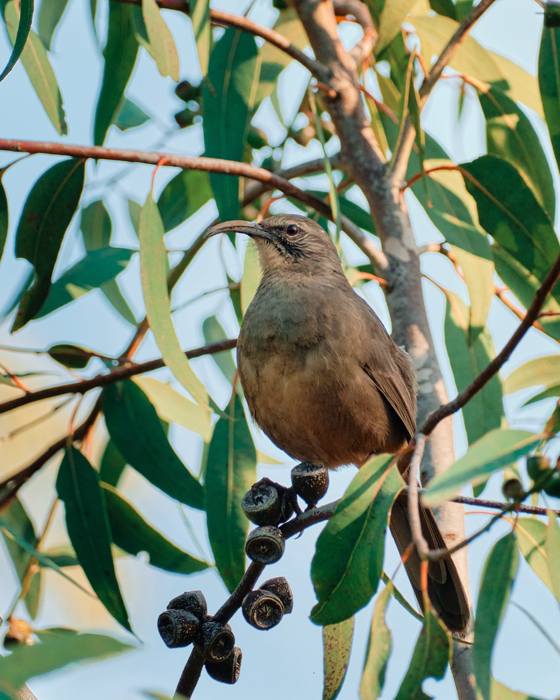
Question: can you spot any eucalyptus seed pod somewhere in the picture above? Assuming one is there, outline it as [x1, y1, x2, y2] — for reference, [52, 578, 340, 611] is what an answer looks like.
[175, 80, 200, 101]
[242, 589, 284, 630]
[167, 590, 207, 620]
[291, 462, 329, 505]
[242, 479, 294, 526]
[174, 107, 197, 128]
[245, 525, 285, 564]
[205, 646, 243, 684]
[260, 576, 293, 614]
[502, 478, 524, 501]
[197, 621, 235, 662]
[158, 609, 199, 648]
[544, 471, 560, 498]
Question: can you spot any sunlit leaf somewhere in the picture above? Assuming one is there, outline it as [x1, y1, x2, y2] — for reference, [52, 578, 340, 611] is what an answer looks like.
[115, 98, 150, 131]
[322, 617, 354, 700]
[444, 290, 503, 443]
[3, 1, 66, 133]
[190, 0, 211, 76]
[0, 0, 32, 81]
[203, 29, 259, 219]
[94, 3, 138, 144]
[13, 158, 85, 330]
[241, 240, 261, 315]
[134, 376, 212, 441]
[539, 23, 560, 170]
[515, 518, 556, 597]
[545, 512, 560, 601]
[103, 381, 205, 510]
[157, 170, 212, 232]
[0, 630, 132, 693]
[423, 429, 540, 506]
[504, 356, 560, 395]
[473, 532, 519, 700]
[36, 247, 133, 318]
[102, 484, 209, 574]
[141, 0, 179, 80]
[377, 0, 416, 53]
[202, 316, 237, 383]
[205, 393, 256, 592]
[359, 584, 392, 700]
[56, 447, 131, 631]
[490, 680, 546, 700]
[38, 0, 68, 50]
[394, 606, 450, 700]
[311, 458, 402, 625]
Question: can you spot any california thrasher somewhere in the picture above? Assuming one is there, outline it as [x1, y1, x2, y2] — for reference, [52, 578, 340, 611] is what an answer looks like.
[205, 214, 469, 631]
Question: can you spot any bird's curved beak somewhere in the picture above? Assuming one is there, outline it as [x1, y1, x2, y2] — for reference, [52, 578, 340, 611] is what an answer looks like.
[203, 219, 273, 243]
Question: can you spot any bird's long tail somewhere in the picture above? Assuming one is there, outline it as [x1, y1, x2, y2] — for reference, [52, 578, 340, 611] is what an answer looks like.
[389, 493, 470, 632]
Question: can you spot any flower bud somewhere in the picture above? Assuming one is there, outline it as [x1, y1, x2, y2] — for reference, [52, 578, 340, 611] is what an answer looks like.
[167, 590, 207, 620]
[260, 576, 293, 614]
[245, 525, 285, 564]
[242, 589, 284, 630]
[291, 462, 329, 505]
[205, 646, 242, 684]
[158, 609, 199, 648]
[197, 621, 235, 662]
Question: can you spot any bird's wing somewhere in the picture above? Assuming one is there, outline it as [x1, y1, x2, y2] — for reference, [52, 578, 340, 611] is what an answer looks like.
[355, 297, 417, 440]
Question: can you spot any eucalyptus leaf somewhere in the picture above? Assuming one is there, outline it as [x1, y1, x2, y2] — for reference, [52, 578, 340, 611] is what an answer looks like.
[545, 513, 560, 601]
[99, 440, 127, 487]
[0, 177, 8, 262]
[240, 240, 261, 315]
[539, 23, 560, 170]
[359, 584, 393, 700]
[141, 0, 179, 80]
[322, 617, 354, 700]
[38, 0, 68, 50]
[515, 518, 556, 597]
[157, 170, 212, 232]
[202, 316, 237, 383]
[504, 356, 560, 395]
[377, 0, 416, 53]
[190, 0, 211, 75]
[115, 98, 150, 131]
[0, 0, 32, 81]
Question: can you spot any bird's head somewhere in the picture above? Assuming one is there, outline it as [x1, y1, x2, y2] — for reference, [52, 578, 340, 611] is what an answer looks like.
[204, 214, 343, 276]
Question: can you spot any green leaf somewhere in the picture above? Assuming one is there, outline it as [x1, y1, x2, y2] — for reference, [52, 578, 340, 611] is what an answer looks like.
[56, 447, 131, 631]
[3, 1, 66, 133]
[516, 518, 556, 597]
[0, 497, 42, 618]
[444, 290, 503, 444]
[139, 195, 208, 406]
[462, 156, 560, 304]
[13, 158, 85, 330]
[423, 429, 540, 506]
[40, 546, 78, 568]
[545, 513, 560, 601]
[0, 631, 132, 693]
[504, 356, 560, 395]
[103, 381, 205, 510]
[115, 97, 150, 131]
[241, 240, 261, 315]
[0, 0, 32, 81]
[99, 440, 127, 487]
[157, 170, 212, 232]
[190, 0, 211, 76]
[202, 29, 259, 219]
[539, 24, 560, 171]
[134, 376, 212, 442]
[322, 617, 354, 700]
[205, 393, 256, 592]
[377, 0, 416, 53]
[311, 458, 403, 625]
[202, 316, 237, 383]
[47, 343, 93, 369]
[394, 607, 450, 700]
[473, 533, 519, 700]
[490, 680, 546, 700]
[102, 484, 209, 574]
[38, 0, 68, 50]
[0, 176, 8, 263]
[141, 0, 179, 80]
[94, 3, 138, 144]
[359, 584, 393, 700]
[36, 247, 133, 318]
[479, 85, 555, 220]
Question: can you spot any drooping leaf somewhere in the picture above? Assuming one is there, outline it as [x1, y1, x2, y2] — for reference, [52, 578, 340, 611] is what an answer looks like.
[56, 447, 131, 631]
[36, 247, 133, 318]
[101, 484, 209, 574]
[139, 195, 208, 406]
[94, 3, 139, 144]
[115, 97, 150, 131]
[202, 29, 259, 219]
[47, 343, 93, 369]
[479, 85, 555, 220]
[322, 617, 354, 700]
[3, 1, 66, 133]
[394, 607, 450, 700]
[134, 376, 212, 442]
[13, 158, 85, 330]
[311, 457, 403, 625]
[38, 0, 68, 50]
[0, 176, 8, 263]
[504, 356, 560, 395]
[157, 170, 212, 232]
[423, 429, 540, 506]
[515, 518, 556, 597]
[0, 497, 42, 618]
[103, 381, 205, 510]
[545, 513, 560, 601]
[0, 630, 132, 694]
[473, 533, 519, 700]
[202, 316, 237, 383]
[376, 0, 416, 53]
[190, 0, 211, 76]
[0, 0, 32, 81]
[240, 240, 261, 315]
[141, 0, 179, 80]
[99, 440, 127, 487]
[359, 584, 393, 700]
[205, 393, 256, 592]
[539, 23, 560, 170]
[444, 290, 503, 443]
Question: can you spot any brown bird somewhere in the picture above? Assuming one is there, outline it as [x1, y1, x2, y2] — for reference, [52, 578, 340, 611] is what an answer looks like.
[205, 214, 469, 631]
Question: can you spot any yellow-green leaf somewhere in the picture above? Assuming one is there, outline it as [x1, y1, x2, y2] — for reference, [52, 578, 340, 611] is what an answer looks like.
[545, 512, 560, 601]
[359, 584, 393, 700]
[141, 0, 179, 80]
[322, 617, 354, 700]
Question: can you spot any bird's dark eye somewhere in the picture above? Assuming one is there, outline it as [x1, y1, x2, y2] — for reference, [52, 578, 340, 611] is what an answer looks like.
[286, 223, 300, 236]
